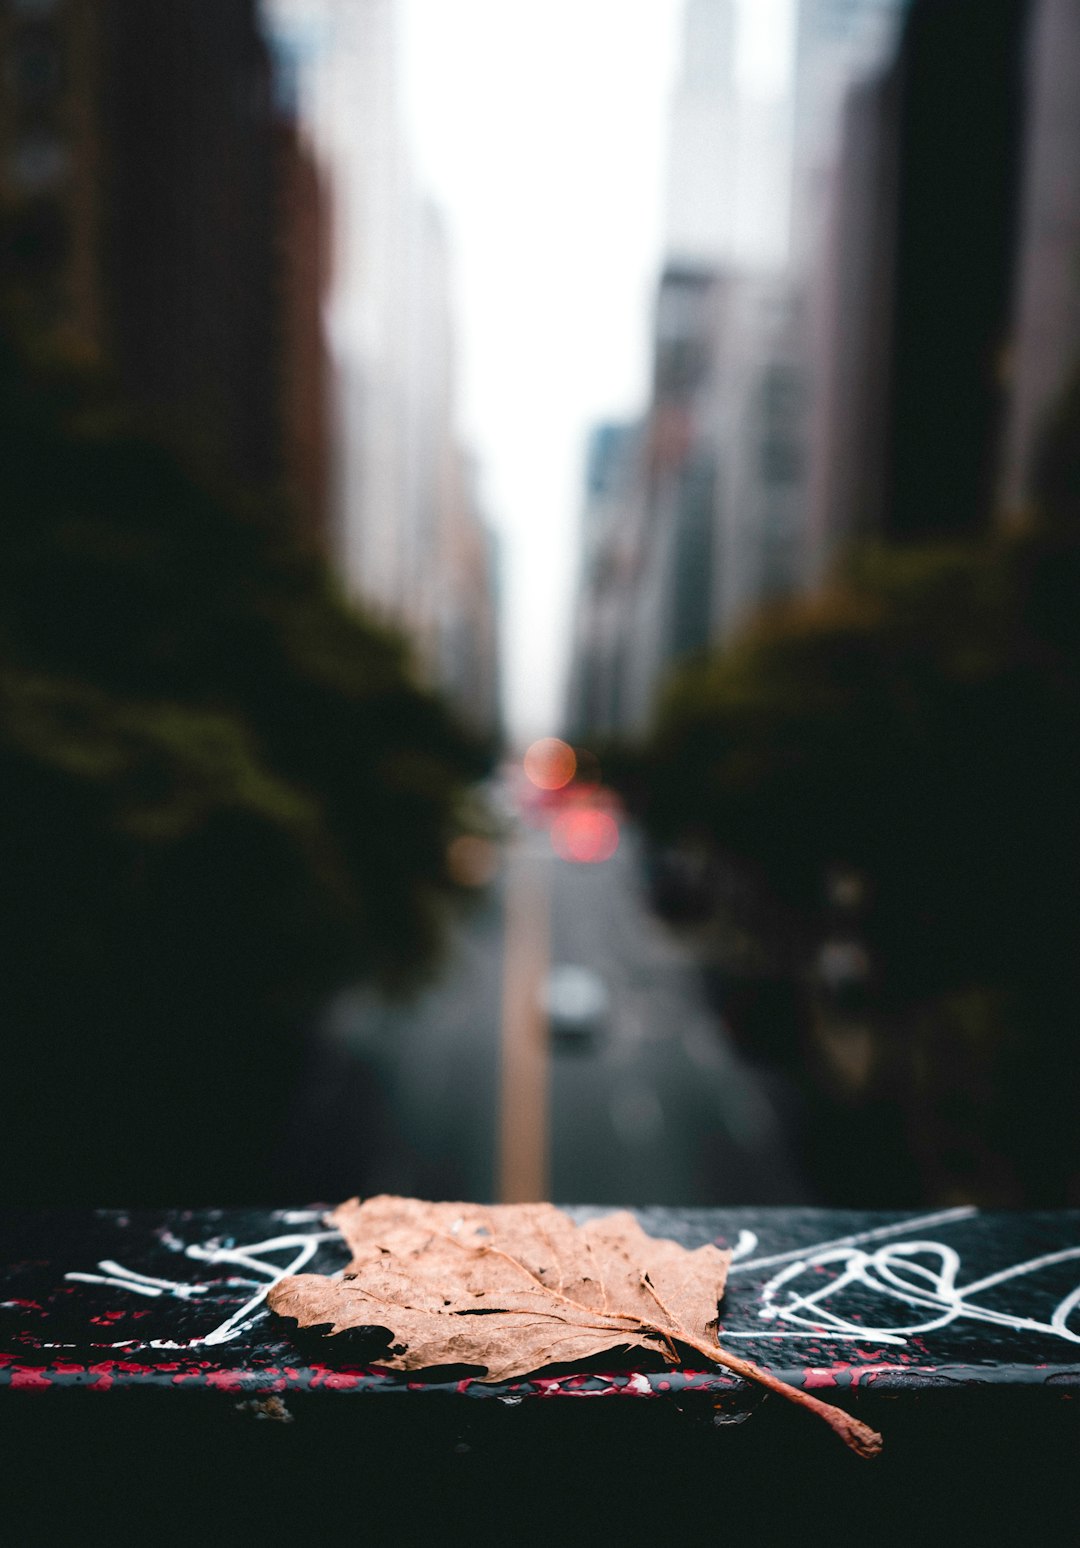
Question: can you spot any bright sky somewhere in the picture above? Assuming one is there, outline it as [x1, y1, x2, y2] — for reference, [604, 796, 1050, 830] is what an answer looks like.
[400, 0, 795, 744]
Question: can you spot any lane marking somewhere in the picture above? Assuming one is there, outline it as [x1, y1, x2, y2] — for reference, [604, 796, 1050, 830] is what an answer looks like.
[496, 837, 552, 1202]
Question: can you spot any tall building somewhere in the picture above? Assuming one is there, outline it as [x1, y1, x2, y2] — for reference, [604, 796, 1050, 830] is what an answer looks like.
[566, 0, 924, 737]
[663, 0, 738, 266]
[665, 0, 791, 271]
[99, 0, 283, 486]
[570, 265, 729, 737]
[568, 1, 798, 736]
[565, 421, 643, 738]
[711, 276, 804, 632]
[786, 0, 903, 256]
[884, 0, 1028, 540]
[0, 0, 106, 359]
[277, 119, 334, 546]
[785, 0, 909, 587]
[999, 0, 1080, 520]
[436, 449, 502, 738]
[789, 0, 906, 274]
[0, 0, 332, 532]
[804, 0, 1030, 566]
[802, 64, 900, 572]
[263, 0, 502, 736]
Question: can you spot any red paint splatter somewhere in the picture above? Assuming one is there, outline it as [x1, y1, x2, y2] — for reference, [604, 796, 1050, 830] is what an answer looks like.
[8, 1366, 51, 1388]
[802, 1368, 839, 1390]
[203, 1369, 247, 1392]
[317, 1371, 364, 1391]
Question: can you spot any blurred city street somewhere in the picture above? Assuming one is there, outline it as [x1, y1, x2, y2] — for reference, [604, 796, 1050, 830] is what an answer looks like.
[281, 811, 811, 1209]
[4, 0, 1079, 1215]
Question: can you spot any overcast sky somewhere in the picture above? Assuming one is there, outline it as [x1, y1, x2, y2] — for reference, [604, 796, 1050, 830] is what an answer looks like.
[399, 0, 794, 743]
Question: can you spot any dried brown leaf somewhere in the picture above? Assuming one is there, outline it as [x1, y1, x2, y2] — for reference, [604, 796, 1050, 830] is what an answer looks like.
[268, 1196, 882, 1459]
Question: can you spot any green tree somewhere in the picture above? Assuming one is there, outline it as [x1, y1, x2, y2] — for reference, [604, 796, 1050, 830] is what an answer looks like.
[0, 333, 493, 1203]
[647, 535, 1080, 988]
[638, 531, 1080, 1203]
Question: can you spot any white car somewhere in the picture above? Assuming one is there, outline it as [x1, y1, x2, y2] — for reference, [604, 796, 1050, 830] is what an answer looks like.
[540, 964, 609, 1046]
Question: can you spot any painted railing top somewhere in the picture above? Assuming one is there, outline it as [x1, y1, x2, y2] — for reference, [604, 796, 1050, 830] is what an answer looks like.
[2, 1206, 1079, 1398]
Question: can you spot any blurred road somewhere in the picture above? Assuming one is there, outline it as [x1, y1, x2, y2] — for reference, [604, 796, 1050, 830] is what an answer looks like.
[280, 820, 811, 1207]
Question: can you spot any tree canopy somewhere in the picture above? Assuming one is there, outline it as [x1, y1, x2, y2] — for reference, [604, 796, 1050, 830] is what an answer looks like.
[0, 332, 493, 1201]
[643, 532, 1080, 1001]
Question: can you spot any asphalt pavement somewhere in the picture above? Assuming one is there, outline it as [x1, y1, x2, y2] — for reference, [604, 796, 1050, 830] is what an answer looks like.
[279, 817, 812, 1207]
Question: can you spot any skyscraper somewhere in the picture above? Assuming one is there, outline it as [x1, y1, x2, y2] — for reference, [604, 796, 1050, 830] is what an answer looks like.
[664, 0, 791, 271]
[0, 0, 106, 359]
[804, 0, 1033, 563]
[99, 0, 282, 485]
[999, 0, 1080, 518]
[789, 0, 905, 273]
[0, 0, 325, 512]
[262, 0, 502, 734]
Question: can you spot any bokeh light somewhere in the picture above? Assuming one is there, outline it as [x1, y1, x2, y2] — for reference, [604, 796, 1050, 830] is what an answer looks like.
[550, 806, 620, 864]
[523, 737, 576, 791]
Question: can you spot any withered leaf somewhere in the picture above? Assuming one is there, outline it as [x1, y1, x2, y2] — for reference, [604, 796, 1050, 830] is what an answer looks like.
[268, 1196, 882, 1459]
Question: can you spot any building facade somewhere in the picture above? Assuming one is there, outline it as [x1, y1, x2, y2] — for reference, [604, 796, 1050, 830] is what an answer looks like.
[0, 0, 333, 537]
[263, 0, 502, 736]
[998, 0, 1080, 520]
[804, 0, 1031, 568]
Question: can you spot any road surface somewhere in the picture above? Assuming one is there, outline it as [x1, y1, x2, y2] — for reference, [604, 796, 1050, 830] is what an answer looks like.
[280, 819, 811, 1207]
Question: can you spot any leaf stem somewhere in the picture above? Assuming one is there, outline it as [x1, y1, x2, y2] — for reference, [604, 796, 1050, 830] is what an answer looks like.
[684, 1334, 883, 1460]
[636, 1274, 880, 1459]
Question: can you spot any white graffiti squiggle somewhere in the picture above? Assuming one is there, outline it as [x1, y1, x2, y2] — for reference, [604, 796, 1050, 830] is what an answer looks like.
[57, 1208, 1080, 1360]
[729, 1230, 759, 1263]
[721, 1209, 1080, 1347]
[66, 1261, 213, 1300]
[728, 1205, 978, 1276]
[62, 1226, 341, 1350]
